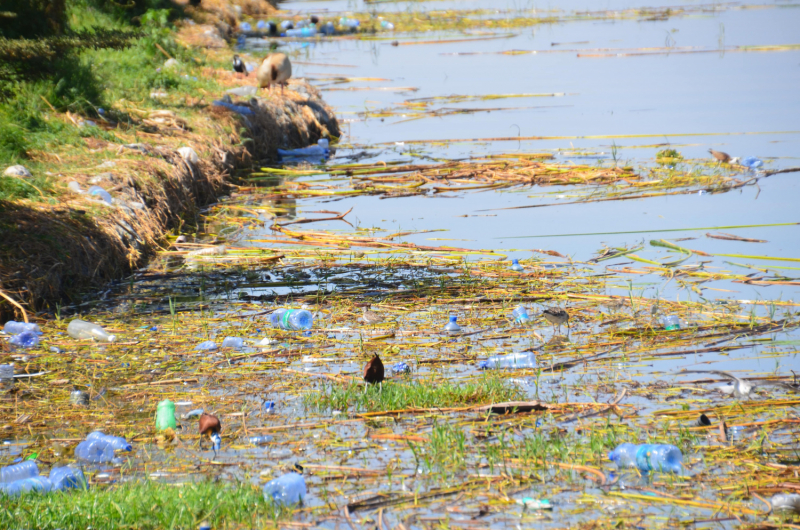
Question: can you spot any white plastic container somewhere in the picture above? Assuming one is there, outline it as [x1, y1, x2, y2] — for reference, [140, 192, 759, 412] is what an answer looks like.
[67, 319, 115, 342]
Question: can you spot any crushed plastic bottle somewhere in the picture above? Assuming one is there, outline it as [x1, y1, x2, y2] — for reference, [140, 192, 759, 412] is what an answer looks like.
[263, 472, 306, 505]
[248, 435, 274, 445]
[285, 27, 316, 37]
[221, 337, 244, 349]
[392, 361, 411, 375]
[741, 156, 764, 169]
[277, 139, 330, 160]
[444, 316, 461, 334]
[212, 99, 255, 116]
[0, 476, 51, 496]
[478, 351, 536, 370]
[195, 340, 218, 351]
[183, 408, 204, 419]
[661, 315, 681, 331]
[88, 185, 113, 204]
[512, 305, 529, 323]
[75, 438, 118, 464]
[9, 331, 39, 349]
[339, 17, 360, 30]
[67, 319, 116, 342]
[239, 21, 252, 32]
[269, 309, 313, 331]
[49, 465, 86, 491]
[86, 431, 132, 452]
[1, 460, 39, 483]
[155, 399, 177, 431]
[510, 259, 523, 272]
[608, 443, 683, 474]
[771, 493, 800, 514]
[3, 321, 42, 335]
[0, 364, 13, 389]
[319, 21, 335, 35]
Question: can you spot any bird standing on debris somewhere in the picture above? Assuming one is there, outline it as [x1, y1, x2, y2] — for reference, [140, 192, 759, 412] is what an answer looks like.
[199, 412, 221, 436]
[232, 54, 246, 74]
[679, 369, 798, 399]
[543, 308, 569, 334]
[363, 353, 385, 393]
[708, 148, 731, 164]
[362, 307, 384, 327]
[257, 53, 292, 95]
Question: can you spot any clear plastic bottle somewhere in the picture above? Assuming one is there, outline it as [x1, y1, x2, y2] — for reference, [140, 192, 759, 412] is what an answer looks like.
[67, 319, 116, 342]
[87, 431, 132, 452]
[608, 443, 683, 474]
[277, 139, 330, 159]
[771, 493, 800, 513]
[510, 259, 523, 272]
[444, 316, 461, 334]
[248, 435, 274, 445]
[661, 316, 681, 331]
[742, 156, 764, 169]
[9, 331, 39, 349]
[270, 309, 314, 330]
[1, 460, 39, 483]
[512, 305, 529, 323]
[3, 321, 42, 335]
[74, 438, 117, 463]
[221, 337, 244, 349]
[380, 20, 394, 30]
[49, 465, 86, 491]
[0, 476, 51, 497]
[339, 17, 360, 30]
[479, 351, 536, 370]
[88, 185, 113, 204]
[239, 21, 252, 31]
[0, 364, 13, 389]
[392, 361, 411, 375]
[319, 22, 335, 35]
[280, 20, 294, 30]
[195, 340, 218, 351]
[285, 27, 316, 37]
[263, 472, 306, 505]
[183, 408, 204, 419]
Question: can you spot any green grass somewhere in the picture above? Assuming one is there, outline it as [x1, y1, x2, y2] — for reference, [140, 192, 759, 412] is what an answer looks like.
[305, 375, 522, 412]
[0, 480, 288, 530]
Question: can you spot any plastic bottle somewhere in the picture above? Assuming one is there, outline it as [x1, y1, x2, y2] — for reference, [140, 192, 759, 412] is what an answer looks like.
[0, 476, 51, 497]
[285, 26, 317, 37]
[155, 399, 177, 431]
[661, 316, 681, 331]
[741, 156, 764, 169]
[512, 305, 529, 323]
[256, 20, 268, 31]
[263, 472, 306, 505]
[70, 390, 89, 406]
[49, 465, 86, 491]
[608, 443, 683, 474]
[771, 493, 800, 513]
[9, 330, 39, 349]
[248, 435, 274, 445]
[277, 139, 330, 159]
[239, 22, 252, 32]
[88, 185, 113, 204]
[1, 460, 39, 483]
[67, 319, 116, 342]
[392, 361, 410, 375]
[195, 340, 218, 351]
[221, 337, 244, 349]
[380, 20, 394, 30]
[319, 22, 335, 35]
[183, 408, 204, 419]
[280, 20, 294, 30]
[479, 351, 536, 370]
[0, 364, 13, 389]
[74, 438, 117, 463]
[339, 17, 360, 30]
[3, 321, 42, 335]
[269, 309, 313, 331]
[87, 431, 132, 452]
[510, 259, 523, 272]
[444, 316, 461, 334]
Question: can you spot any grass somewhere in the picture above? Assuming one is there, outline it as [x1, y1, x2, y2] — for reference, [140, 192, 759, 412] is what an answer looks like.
[305, 374, 523, 412]
[0, 480, 287, 530]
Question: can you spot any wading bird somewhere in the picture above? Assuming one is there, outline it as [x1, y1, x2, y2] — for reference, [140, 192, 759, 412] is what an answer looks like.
[199, 412, 221, 436]
[257, 53, 292, 95]
[232, 54, 245, 74]
[708, 148, 731, 164]
[362, 307, 384, 326]
[543, 308, 569, 334]
[363, 353, 384, 393]
[678, 369, 798, 399]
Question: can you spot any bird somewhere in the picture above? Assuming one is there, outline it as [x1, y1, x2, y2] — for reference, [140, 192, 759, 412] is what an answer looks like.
[232, 54, 246, 74]
[310, 15, 319, 25]
[678, 370, 772, 399]
[362, 307, 384, 326]
[257, 53, 292, 95]
[542, 308, 569, 334]
[199, 412, 221, 436]
[363, 353, 384, 393]
[708, 148, 731, 164]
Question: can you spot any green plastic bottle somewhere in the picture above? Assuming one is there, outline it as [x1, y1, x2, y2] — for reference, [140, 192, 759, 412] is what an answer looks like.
[155, 399, 176, 431]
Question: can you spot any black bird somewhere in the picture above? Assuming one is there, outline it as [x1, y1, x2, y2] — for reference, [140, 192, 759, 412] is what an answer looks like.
[363, 353, 384, 393]
[310, 15, 319, 25]
[189, 0, 201, 6]
[232, 54, 246, 74]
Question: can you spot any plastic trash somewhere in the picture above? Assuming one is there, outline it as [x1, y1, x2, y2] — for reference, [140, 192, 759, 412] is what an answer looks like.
[212, 99, 254, 116]
[195, 340, 218, 351]
[771, 493, 800, 514]
[1, 461, 39, 484]
[226, 85, 258, 97]
[75, 438, 117, 464]
[88, 185, 113, 204]
[177, 146, 199, 165]
[392, 361, 411, 375]
[516, 497, 552, 510]
[339, 17, 360, 30]
[183, 408, 204, 419]
[87, 431, 132, 452]
[155, 399, 177, 431]
[269, 308, 314, 331]
[661, 315, 682, 331]
[256, 20, 268, 30]
[9, 331, 39, 349]
[380, 20, 395, 30]
[0, 364, 13, 389]
[741, 156, 764, 169]
[211, 432, 221, 451]
[0, 476, 51, 496]
[4, 165, 32, 178]
[319, 22, 335, 35]
[239, 22, 252, 32]
[49, 465, 86, 491]
[510, 259, 523, 272]
[285, 27, 316, 38]
[277, 139, 330, 160]
[221, 337, 244, 349]
[67, 181, 84, 193]
[512, 305, 529, 323]
[263, 472, 306, 505]
[444, 316, 461, 334]
[248, 435, 274, 445]
[263, 401, 275, 413]
[3, 321, 42, 335]
[280, 20, 294, 30]
[67, 319, 116, 342]
[608, 443, 683, 474]
[70, 390, 89, 406]
[479, 351, 536, 370]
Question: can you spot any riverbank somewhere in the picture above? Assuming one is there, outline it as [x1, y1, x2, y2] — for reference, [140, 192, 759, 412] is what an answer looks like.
[0, 0, 339, 320]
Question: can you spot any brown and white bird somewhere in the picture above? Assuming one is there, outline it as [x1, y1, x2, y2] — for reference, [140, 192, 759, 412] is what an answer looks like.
[363, 353, 384, 393]
[708, 148, 731, 164]
[542, 308, 569, 334]
[362, 307, 384, 327]
[257, 53, 292, 95]
[199, 412, 221, 436]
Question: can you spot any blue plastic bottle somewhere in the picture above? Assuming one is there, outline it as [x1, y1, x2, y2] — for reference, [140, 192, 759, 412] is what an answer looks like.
[510, 259, 523, 272]
[444, 316, 461, 334]
[285, 27, 316, 37]
[478, 351, 536, 370]
[86, 431, 132, 452]
[3, 321, 42, 335]
[270, 309, 313, 330]
[49, 465, 86, 491]
[0, 460, 39, 483]
[608, 443, 683, 474]
[263, 472, 306, 505]
[9, 331, 39, 349]
[221, 337, 244, 349]
[512, 305, 529, 323]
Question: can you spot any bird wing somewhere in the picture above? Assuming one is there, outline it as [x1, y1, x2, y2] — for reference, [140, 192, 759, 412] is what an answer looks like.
[678, 369, 743, 383]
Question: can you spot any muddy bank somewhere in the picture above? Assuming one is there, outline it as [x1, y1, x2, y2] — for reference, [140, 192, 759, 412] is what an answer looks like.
[0, 82, 339, 320]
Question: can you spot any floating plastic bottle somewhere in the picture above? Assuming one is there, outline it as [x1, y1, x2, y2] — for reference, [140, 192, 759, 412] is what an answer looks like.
[741, 156, 764, 169]
[263, 401, 275, 413]
[280, 20, 294, 30]
[67, 319, 116, 342]
[239, 21, 252, 32]
[3, 321, 42, 335]
[510, 259, 523, 272]
[183, 408, 204, 419]
[771, 493, 800, 513]
[608, 443, 683, 474]
[277, 139, 330, 160]
[269, 309, 314, 331]
[195, 340, 218, 351]
[75, 438, 117, 463]
[256, 20, 268, 30]
[70, 390, 89, 406]
[0, 476, 51, 496]
[9, 331, 39, 349]
[339, 17, 360, 30]
[285, 27, 316, 37]
[88, 185, 113, 204]
[392, 361, 410, 375]
[49, 465, 86, 491]
[380, 20, 395, 30]
[155, 399, 177, 431]
[87, 431, 132, 452]
[263, 472, 306, 505]
[0, 364, 13, 389]
[221, 337, 244, 349]
[1, 460, 39, 484]
[478, 351, 536, 370]
[661, 315, 681, 331]
[444, 316, 461, 334]
[248, 435, 274, 445]
[512, 305, 529, 323]
[319, 22, 335, 35]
